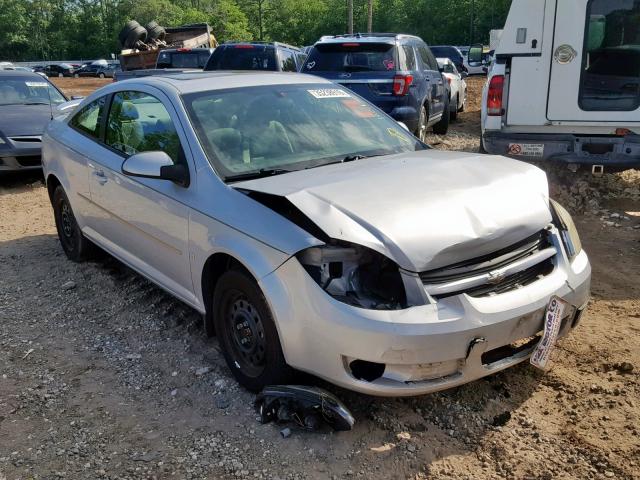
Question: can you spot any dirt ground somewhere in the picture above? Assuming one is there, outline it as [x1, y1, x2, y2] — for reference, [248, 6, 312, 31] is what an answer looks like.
[1, 77, 639, 480]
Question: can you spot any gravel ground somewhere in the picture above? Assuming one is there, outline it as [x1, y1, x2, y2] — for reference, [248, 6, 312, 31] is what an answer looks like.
[0, 77, 639, 480]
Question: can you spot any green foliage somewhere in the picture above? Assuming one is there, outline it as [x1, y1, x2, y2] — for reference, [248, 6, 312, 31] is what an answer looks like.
[0, 0, 511, 61]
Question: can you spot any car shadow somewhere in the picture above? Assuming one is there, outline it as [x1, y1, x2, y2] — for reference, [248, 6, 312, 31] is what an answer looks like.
[0, 232, 548, 478]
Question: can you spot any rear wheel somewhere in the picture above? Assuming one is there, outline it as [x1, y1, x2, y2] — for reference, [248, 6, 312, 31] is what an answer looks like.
[450, 94, 459, 121]
[213, 269, 293, 392]
[57, 72, 63, 78]
[416, 105, 428, 143]
[433, 97, 450, 135]
[52, 186, 94, 262]
[99, 72, 105, 79]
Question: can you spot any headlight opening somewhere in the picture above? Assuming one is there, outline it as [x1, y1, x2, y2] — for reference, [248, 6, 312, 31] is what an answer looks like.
[550, 199, 582, 260]
[297, 242, 407, 310]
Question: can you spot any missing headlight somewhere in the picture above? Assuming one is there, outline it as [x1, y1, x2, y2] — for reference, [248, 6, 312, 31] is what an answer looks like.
[297, 242, 407, 310]
[550, 199, 582, 261]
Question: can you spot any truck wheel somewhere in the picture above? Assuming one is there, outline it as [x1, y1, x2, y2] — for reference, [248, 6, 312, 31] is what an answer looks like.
[479, 136, 488, 154]
[433, 97, 450, 135]
[119, 20, 141, 46]
[52, 186, 95, 262]
[146, 21, 166, 41]
[213, 269, 294, 392]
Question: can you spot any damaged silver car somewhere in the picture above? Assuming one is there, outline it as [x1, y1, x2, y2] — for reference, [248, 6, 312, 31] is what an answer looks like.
[42, 72, 591, 396]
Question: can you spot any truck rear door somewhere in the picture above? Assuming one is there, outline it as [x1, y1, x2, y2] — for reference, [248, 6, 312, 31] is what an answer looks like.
[547, 0, 640, 123]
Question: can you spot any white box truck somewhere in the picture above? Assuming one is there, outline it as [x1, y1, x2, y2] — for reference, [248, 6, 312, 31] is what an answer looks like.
[475, 0, 640, 173]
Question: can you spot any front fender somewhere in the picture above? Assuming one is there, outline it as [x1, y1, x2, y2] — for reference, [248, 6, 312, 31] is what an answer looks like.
[189, 209, 292, 307]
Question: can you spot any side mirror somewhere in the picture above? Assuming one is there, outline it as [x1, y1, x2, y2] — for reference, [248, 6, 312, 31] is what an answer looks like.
[71, 95, 84, 100]
[468, 43, 484, 66]
[461, 71, 468, 79]
[122, 151, 189, 187]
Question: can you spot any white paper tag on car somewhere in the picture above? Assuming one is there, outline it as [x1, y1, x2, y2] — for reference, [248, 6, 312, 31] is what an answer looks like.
[531, 296, 568, 370]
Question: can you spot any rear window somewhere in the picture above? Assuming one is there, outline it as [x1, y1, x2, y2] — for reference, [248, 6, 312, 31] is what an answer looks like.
[156, 51, 211, 69]
[304, 43, 398, 72]
[579, 0, 640, 111]
[205, 45, 277, 71]
[429, 46, 462, 63]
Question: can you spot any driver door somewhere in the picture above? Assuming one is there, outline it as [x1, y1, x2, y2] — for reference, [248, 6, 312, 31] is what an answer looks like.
[87, 89, 196, 304]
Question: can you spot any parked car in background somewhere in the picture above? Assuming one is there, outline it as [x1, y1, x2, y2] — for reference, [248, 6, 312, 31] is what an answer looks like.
[480, 0, 640, 172]
[437, 57, 467, 120]
[204, 42, 305, 72]
[42, 71, 590, 396]
[0, 71, 67, 172]
[45, 64, 75, 77]
[302, 33, 450, 140]
[156, 48, 214, 69]
[76, 63, 120, 79]
[429, 45, 467, 74]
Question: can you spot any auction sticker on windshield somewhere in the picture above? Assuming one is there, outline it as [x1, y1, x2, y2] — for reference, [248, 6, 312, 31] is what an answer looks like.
[508, 143, 544, 158]
[531, 296, 568, 370]
[308, 89, 351, 99]
[25, 82, 49, 87]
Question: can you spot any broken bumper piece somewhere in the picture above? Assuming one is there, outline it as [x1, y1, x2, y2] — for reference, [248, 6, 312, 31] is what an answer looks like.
[260, 237, 591, 397]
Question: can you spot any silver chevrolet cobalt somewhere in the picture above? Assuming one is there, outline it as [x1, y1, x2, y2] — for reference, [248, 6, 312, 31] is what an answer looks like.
[42, 72, 590, 396]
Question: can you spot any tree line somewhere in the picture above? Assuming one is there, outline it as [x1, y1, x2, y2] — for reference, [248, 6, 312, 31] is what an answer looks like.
[0, 0, 511, 61]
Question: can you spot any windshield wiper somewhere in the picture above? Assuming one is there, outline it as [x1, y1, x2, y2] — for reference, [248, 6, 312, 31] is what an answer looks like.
[225, 168, 292, 182]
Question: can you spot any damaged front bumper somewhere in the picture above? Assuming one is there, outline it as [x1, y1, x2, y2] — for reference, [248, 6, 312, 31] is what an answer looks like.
[260, 228, 591, 397]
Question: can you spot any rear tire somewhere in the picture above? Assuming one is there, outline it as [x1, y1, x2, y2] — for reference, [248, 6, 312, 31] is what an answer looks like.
[433, 97, 450, 135]
[213, 269, 293, 392]
[52, 186, 95, 262]
[99, 73, 105, 79]
[450, 94, 459, 121]
[416, 105, 428, 143]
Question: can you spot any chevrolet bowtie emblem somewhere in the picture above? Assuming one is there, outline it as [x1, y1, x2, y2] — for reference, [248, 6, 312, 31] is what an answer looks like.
[487, 270, 507, 285]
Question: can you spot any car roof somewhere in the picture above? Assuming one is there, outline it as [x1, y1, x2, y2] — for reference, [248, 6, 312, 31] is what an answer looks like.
[221, 41, 300, 51]
[316, 33, 422, 45]
[124, 71, 332, 95]
[0, 70, 50, 80]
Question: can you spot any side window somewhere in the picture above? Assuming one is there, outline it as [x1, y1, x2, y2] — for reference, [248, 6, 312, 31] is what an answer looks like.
[425, 49, 439, 71]
[280, 49, 297, 72]
[69, 96, 106, 139]
[296, 53, 307, 70]
[418, 46, 432, 70]
[400, 45, 417, 71]
[105, 91, 182, 163]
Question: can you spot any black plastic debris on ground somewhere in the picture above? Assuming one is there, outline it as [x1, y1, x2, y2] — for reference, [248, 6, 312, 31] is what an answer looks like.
[255, 385, 355, 434]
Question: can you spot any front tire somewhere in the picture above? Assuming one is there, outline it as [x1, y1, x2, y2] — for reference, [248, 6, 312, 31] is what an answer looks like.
[52, 186, 94, 262]
[213, 269, 293, 392]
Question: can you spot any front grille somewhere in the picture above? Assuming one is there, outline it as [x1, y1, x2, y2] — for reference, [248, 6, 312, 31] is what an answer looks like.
[16, 155, 41, 167]
[421, 230, 556, 299]
[451, 257, 554, 299]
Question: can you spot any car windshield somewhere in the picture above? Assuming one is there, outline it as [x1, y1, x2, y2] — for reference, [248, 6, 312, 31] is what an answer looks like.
[304, 43, 397, 72]
[0, 77, 66, 106]
[157, 51, 211, 69]
[206, 46, 277, 70]
[184, 83, 424, 182]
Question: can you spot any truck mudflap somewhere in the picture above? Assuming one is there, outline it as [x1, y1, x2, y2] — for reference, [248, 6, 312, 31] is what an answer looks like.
[483, 131, 640, 171]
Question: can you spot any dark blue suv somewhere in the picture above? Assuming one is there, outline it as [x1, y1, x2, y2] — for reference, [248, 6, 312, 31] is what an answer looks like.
[302, 33, 450, 140]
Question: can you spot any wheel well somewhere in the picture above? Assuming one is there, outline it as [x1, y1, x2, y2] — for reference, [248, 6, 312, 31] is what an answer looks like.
[201, 253, 251, 335]
[46, 174, 62, 202]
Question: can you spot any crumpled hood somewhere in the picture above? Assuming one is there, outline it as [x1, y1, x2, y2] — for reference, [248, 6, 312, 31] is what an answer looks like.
[234, 150, 552, 272]
[0, 104, 52, 137]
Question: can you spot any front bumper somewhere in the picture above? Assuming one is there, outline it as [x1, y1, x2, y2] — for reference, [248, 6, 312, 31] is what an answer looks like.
[0, 146, 42, 172]
[483, 131, 640, 170]
[260, 231, 591, 397]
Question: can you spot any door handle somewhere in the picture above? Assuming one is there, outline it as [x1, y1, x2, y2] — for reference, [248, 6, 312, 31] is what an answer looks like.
[94, 169, 108, 185]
